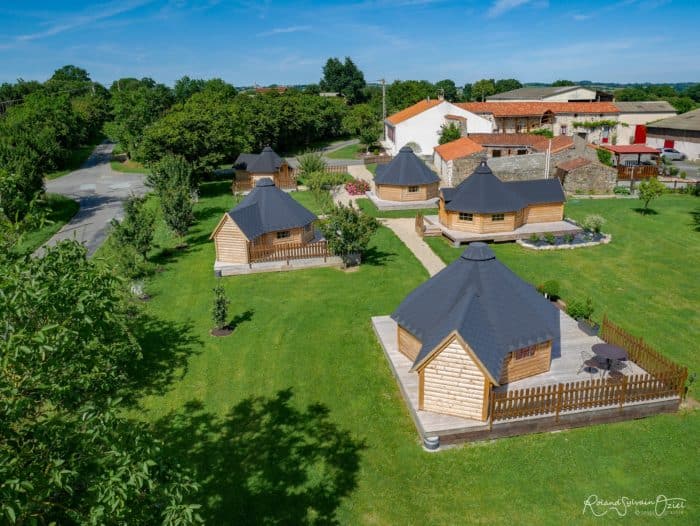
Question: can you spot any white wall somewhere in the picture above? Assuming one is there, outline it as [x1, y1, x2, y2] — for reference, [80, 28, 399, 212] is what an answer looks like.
[615, 112, 678, 145]
[387, 102, 492, 156]
[494, 87, 598, 102]
[647, 137, 700, 160]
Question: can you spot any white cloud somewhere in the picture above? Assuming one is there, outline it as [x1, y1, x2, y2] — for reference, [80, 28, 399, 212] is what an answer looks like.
[572, 13, 592, 21]
[256, 25, 312, 37]
[486, 0, 533, 17]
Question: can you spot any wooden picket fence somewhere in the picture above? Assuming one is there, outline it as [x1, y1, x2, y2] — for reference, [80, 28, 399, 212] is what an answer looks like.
[363, 154, 392, 165]
[233, 175, 297, 193]
[290, 165, 350, 178]
[248, 240, 331, 264]
[489, 318, 687, 425]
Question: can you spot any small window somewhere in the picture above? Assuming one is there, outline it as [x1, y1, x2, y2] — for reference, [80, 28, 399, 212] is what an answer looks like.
[560, 125, 568, 135]
[459, 212, 473, 221]
[491, 213, 505, 221]
[517, 149, 527, 155]
[492, 149, 501, 158]
[407, 185, 419, 193]
[514, 346, 536, 360]
[276, 230, 291, 239]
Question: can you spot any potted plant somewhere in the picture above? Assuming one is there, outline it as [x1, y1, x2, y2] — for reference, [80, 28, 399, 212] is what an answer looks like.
[567, 297, 598, 335]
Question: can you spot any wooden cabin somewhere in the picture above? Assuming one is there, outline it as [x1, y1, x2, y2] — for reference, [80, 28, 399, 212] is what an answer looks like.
[438, 160, 565, 234]
[392, 243, 559, 420]
[234, 146, 295, 191]
[374, 146, 440, 202]
[210, 178, 317, 264]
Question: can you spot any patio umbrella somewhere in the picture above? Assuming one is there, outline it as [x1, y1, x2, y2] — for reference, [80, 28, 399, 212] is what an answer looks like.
[592, 343, 628, 361]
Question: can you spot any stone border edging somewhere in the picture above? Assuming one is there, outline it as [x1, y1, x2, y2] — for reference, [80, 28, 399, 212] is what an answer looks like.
[517, 234, 612, 250]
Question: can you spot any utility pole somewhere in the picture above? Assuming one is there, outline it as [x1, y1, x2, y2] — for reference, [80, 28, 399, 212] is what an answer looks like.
[381, 78, 386, 140]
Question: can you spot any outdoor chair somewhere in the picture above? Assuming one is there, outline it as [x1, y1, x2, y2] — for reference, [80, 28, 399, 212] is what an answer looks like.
[577, 350, 602, 376]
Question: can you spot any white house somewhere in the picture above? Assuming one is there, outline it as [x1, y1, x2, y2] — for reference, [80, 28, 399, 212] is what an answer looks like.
[382, 98, 492, 156]
[646, 108, 700, 160]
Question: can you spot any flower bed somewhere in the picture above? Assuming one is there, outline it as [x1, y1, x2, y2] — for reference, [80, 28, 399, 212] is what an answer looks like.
[345, 179, 371, 196]
[518, 231, 611, 250]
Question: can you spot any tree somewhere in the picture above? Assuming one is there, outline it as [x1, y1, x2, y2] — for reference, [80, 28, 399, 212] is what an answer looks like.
[494, 78, 522, 94]
[110, 195, 155, 259]
[342, 103, 381, 152]
[319, 57, 366, 104]
[0, 241, 201, 524]
[638, 177, 665, 212]
[303, 83, 321, 95]
[318, 203, 379, 264]
[435, 79, 458, 102]
[472, 79, 496, 101]
[153, 155, 196, 240]
[386, 80, 436, 113]
[668, 96, 696, 114]
[438, 122, 462, 144]
[461, 83, 473, 102]
[685, 83, 700, 102]
[212, 282, 230, 330]
[552, 79, 576, 86]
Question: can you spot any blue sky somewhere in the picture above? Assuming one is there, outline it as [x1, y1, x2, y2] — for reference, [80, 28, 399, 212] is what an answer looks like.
[1, 0, 699, 87]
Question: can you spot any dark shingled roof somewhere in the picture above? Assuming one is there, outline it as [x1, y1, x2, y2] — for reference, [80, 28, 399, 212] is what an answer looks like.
[442, 160, 565, 213]
[228, 178, 316, 239]
[391, 243, 558, 381]
[375, 146, 440, 186]
[234, 146, 284, 173]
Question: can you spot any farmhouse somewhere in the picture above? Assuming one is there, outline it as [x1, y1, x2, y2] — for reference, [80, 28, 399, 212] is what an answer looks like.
[486, 85, 613, 102]
[437, 160, 565, 235]
[432, 137, 484, 184]
[233, 146, 295, 191]
[382, 98, 492, 156]
[614, 101, 677, 145]
[211, 178, 317, 265]
[645, 108, 700, 160]
[391, 242, 558, 420]
[373, 146, 440, 202]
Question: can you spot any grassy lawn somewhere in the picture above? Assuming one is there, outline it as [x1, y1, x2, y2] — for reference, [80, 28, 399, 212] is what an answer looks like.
[110, 159, 151, 174]
[45, 136, 104, 180]
[365, 163, 377, 176]
[425, 195, 700, 381]
[326, 143, 361, 159]
[290, 190, 325, 215]
[13, 194, 79, 255]
[121, 183, 698, 524]
[356, 197, 436, 218]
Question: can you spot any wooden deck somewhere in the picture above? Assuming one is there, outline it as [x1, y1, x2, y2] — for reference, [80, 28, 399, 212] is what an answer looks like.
[372, 312, 680, 449]
[422, 215, 582, 246]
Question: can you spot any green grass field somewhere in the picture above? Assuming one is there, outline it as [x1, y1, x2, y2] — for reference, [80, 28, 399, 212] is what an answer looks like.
[13, 194, 79, 255]
[356, 197, 436, 218]
[123, 184, 698, 524]
[326, 143, 362, 159]
[110, 159, 151, 174]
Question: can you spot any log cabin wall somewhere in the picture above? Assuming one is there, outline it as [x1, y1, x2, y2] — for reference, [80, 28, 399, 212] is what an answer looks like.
[498, 340, 552, 384]
[444, 210, 518, 233]
[377, 182, 440, 202]
[419, 337, 489, 421]
[524, 203, 564, 223]
[255, 225, 311, 247]
[397, 325, 422, 361]
[213, 215, 249, 264]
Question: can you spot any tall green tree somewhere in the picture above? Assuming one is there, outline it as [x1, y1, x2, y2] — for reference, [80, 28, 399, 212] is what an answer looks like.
[319, 57, 366, 104]
[152, 155, 196, 240]
[494, 78, 522, 94]
[472, 79, 496, 101]
[552, 79, 576, 86]
[435, 79, 458, 102]
[461, 83, 473, 102]
[386, 80, 436, 112]
[110, 195, 155, 259]
[0, 241, 202, 525]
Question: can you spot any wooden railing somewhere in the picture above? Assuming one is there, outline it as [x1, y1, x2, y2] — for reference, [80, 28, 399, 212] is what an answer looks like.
[232, 174, 297, 193]
[490, 370, 684, 425]
[600, 315, 687, 378]
[617, 165, 659, 180]
[489, 317, 687, 426]
[415, 213, 425, 237]
[290, 165, 350, 178]
[232, 178, 253, 193]
[363, 154, 392, 165]
[248, 240, 331, 264]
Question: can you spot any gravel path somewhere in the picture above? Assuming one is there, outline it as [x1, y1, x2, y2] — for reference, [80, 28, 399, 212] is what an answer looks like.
[382, 218, 446, 276]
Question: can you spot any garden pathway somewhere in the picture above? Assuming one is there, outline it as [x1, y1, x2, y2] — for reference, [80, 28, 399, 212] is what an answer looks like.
[382, 218, 446, 276]
[331, 164, 374, 206]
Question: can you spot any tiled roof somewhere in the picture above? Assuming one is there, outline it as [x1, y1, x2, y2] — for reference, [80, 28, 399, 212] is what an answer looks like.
[549, 134, 575, 153]
[466, 133, 574, 153]
[386, 99, 443, 125]
[600, 144, 660, 154]
[557, 157, 591, 172]
[456, 101, 619, 117]
[433, 137, 484, 161]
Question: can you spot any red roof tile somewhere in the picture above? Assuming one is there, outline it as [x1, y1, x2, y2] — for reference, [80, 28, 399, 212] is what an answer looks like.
[433, 137, 484, 161]
[386, 99, 443, 125]
[456, 101, 619, 117]
[600, 144, 659, 154]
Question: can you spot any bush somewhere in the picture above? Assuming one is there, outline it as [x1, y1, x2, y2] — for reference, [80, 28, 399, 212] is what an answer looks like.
[613, 186, 630, 195]
[582, 214, 605, 233]
[638, 177, 665, 211]
[530, 128, 554, 139]
[596, 148, 613, 167]
[528, 233, 540, 243]
[563, 233, 574, 243]
[540, 280, 560, 299]
[344, 179, 370, 196]
[318, 202, 379, 262]
[544, 232, 556, 245]
[567, 297, 594, 321]
[297, 151, 327, 175]
[212, 282, 229, 330]
[680, 171, 687, 179]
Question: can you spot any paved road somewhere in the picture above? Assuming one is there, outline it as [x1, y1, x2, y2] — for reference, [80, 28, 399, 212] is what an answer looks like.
[670, 159, 699, 179]
[37, 142, 147, 257]
[286, 138, 364, 168]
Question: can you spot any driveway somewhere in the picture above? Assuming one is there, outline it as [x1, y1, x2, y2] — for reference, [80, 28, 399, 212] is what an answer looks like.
[286, 138, 364, 168]
[37, 141, 147, 257]
[670, 159, 700, 180]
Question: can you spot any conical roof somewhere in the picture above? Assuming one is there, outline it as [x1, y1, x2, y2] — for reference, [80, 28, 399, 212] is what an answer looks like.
[246, 146, 284, 173]
[375, 146, 440, 186]
[391, 242, 558, 381]
[228, 177, 316, 239]
[442, 160, 526, 213]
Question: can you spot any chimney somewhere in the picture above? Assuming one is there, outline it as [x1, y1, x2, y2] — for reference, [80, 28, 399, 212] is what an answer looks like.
[437, 89, 444, 101]
[426, 96, 430, 102]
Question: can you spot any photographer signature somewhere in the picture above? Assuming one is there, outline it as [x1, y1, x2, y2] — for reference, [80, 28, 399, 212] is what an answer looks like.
[583, 494, 686, 517]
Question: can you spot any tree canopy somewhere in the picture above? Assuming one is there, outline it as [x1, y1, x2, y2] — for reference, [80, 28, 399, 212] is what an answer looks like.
[552, 79, 576, 86]
[319, 57, 366, 104]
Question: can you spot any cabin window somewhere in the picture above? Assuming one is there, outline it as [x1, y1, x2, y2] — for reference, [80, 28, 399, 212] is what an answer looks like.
[514, 346, 536, 360]
[459, 212, 473, 221]
[491, 213, 505, 221]
[517, 149, 527, 155]
[492, 149, 502, 158]
[276, 230, 291, 239]
[407, 185, 419, 193]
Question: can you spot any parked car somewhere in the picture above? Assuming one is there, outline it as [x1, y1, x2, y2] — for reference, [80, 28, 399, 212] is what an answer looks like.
[657, 147, 686, 161]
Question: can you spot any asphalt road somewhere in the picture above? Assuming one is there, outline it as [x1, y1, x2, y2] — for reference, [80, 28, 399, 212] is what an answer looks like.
[37, 142, 147, 257]
[670, 159, 700, 179]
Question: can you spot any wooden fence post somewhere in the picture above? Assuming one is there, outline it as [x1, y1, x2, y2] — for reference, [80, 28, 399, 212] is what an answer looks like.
[555, 383, 563, 422]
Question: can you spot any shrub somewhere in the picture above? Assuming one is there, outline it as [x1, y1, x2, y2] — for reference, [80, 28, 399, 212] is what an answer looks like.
[542, 280, 560, 299]
[344, 179, 371, 196]
[528, 233, 540, 243]
[582, 214, 605, 233]
[297, 151, 327, 175]
[613, 186, 630, 195]
[530, 128, 554, 139]
[212, 282, 230, 330]
[567, 297, 594, 321]
[110, 195, 155, 259]
[596, 148, 613, 167]
[438, 122, 462, 145]
[680, 171, 687, 179]
[544, 232, 556, 245]
[638, 177, 665, 212]
[318, 202, 379, 262]
[563, 233, 574, 243]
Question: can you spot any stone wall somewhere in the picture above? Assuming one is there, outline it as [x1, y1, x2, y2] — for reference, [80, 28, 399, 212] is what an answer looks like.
[556, 163, 617, 194]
